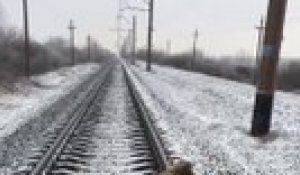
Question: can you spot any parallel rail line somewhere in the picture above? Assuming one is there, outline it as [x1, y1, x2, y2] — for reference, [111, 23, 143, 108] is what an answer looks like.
[29, 66, 112, 175]
[122, 61, 193, 174]
[21, 62, 178, 174]
[123, 64, 171, 172]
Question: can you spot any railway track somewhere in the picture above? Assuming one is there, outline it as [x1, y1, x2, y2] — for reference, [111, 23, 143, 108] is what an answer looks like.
[16, 64, 180, 174]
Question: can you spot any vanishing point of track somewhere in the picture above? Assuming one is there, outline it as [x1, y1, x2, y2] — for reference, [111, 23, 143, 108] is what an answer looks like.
[17, 63, 172, 174]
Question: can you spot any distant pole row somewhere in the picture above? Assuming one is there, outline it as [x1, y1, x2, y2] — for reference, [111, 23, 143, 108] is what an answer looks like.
[116, 0, 152, 69]
[121, 0, 289, 138]
[123, 0, 199, 72]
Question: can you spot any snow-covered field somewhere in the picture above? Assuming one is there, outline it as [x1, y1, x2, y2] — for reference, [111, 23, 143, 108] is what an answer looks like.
[0, 64, 101, 141]
[129, 61, 300, 174]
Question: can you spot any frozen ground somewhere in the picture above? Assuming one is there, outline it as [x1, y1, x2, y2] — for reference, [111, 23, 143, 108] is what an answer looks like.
[129, 61, 300, 174]
[0, 64, 101, 141]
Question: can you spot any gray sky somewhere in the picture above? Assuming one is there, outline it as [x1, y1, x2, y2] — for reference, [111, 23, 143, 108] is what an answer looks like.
[1, 0, 299, 57]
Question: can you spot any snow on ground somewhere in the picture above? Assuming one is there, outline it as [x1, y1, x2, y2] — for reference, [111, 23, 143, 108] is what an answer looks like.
[130, 61, 300, 174]
[0, 64, 101, 141]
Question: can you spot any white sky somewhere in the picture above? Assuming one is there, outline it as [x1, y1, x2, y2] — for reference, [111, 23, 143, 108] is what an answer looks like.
[0, 0, 299, 57]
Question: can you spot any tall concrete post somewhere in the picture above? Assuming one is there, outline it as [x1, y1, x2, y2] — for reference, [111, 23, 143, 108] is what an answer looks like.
[132, 16, 137, 65]
[68, 20, 76, 65]
[23, 0, 30, 77]
[146, 0, 154, 72]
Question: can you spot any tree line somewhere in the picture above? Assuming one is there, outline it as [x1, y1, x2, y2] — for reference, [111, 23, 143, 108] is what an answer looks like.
[123, 48, 300, 92]
[0, 27, 114, 81]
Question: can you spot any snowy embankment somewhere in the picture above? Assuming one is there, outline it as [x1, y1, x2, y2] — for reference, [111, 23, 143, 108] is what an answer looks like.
[0, 64, 100, 140]
[129, 61, 300, 174]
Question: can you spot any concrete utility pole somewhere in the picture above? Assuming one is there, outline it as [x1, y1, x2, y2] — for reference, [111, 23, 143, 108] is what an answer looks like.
[146, 0, 154, 72]
[23, 0, 30, 77]
[68, 19, 76, 65]
[117, 0, 121, 56]
[132, 16, 137, 65]
[191, 29, 199, 70]
[251, 0, 288, 137]
[87, 35, 91, 61]
[166, 40, 171, 55]
[127, 29, 132, 60]
[255, 16, 265, 84]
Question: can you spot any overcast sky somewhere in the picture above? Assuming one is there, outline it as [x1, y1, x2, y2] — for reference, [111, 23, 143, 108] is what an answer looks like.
[1, 0, 299, 57]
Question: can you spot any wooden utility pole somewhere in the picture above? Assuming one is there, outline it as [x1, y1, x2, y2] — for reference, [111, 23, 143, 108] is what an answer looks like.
[146, 0, 154, 72]
[251, 0, 288, 137]
[87, 35, 91, 61]
[68, 20, 76, 65]
[255, 16, 265, 84]
[132, 16, 137, 65]
[23, 0, 30, 77]
[191, 29, 199, 70]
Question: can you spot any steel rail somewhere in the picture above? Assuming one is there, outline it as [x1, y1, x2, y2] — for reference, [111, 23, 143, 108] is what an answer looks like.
[30, 66, 112, 175]
[122, 63, 170, 172]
